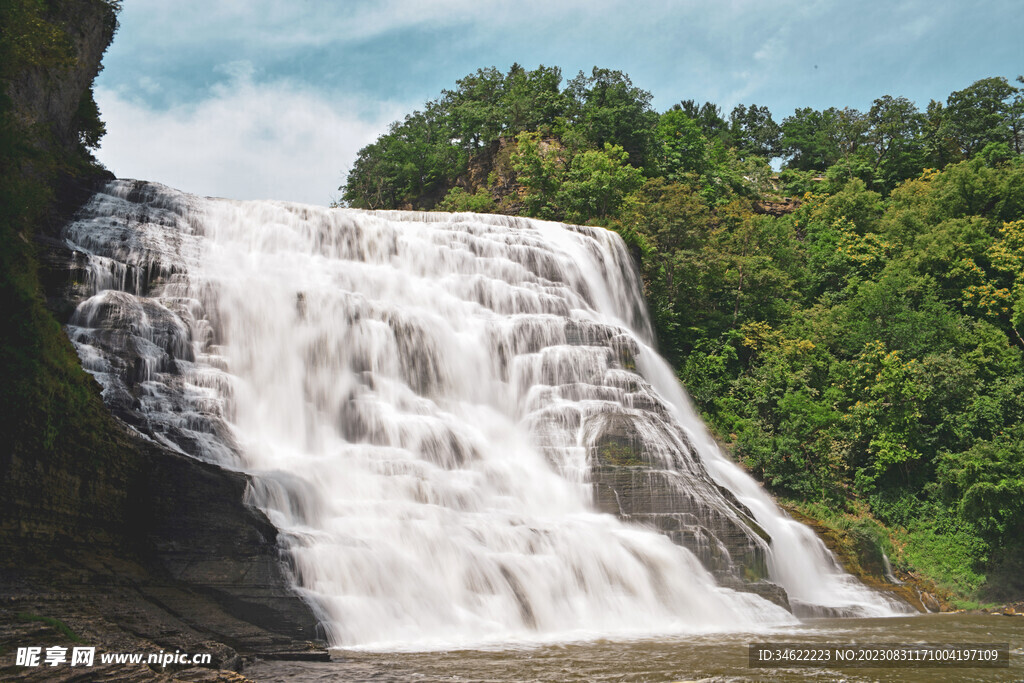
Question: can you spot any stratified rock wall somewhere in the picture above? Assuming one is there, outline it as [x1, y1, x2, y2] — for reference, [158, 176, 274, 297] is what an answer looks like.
[6, 0, 117, 158]
[129, 440, 322, 643]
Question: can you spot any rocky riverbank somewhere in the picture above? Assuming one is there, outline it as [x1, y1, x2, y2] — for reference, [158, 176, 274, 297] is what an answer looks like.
[1, 423, 327, 682]
[785, 503, 1024, 617]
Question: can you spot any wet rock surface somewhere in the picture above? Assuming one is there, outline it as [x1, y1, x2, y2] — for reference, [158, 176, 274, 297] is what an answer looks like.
[128, 440, 322, 645]
[586, 406, 784, 604]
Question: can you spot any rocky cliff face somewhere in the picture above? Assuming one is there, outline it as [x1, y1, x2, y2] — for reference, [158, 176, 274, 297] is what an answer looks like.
[5, 0, 117, 159]
[2, 0, 128, 566]
[127, 439, 324, 646]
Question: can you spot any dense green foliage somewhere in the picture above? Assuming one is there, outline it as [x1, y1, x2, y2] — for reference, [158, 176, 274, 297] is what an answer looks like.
[342, 66, 1024, 600]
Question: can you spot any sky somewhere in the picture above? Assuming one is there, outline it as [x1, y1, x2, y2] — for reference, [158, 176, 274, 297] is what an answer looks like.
[94, 0, 1024, 206]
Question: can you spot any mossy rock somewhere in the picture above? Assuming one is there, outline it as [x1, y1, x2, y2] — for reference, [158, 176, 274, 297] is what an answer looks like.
[596, 441, 645, 467]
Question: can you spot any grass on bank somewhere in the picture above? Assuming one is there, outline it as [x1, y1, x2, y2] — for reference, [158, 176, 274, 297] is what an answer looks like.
[784, 499, 993, 610]
[15, 612, 85, 643]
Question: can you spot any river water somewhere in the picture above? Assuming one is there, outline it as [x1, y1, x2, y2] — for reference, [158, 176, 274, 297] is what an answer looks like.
[247, 614, 1022, 682]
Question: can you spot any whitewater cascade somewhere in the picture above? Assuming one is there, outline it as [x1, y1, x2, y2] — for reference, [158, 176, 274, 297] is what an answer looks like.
[62, 180, 906, 649]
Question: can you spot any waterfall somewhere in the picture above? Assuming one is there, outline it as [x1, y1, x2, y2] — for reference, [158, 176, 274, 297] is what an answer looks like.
[62, 180, 906, 649]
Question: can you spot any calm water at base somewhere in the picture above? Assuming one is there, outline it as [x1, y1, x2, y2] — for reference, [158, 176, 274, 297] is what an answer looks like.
[246, 614, 1023, 682]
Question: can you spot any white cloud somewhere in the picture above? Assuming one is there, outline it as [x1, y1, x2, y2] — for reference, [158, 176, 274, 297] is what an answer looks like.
[94, 75, 406, 205]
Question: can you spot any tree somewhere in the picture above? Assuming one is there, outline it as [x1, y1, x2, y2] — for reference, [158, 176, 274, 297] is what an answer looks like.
[1009, 75, 1024, 154]
[557, 143, 644, 224]
[867, 95, 925, 191]
[827, 107, 870, 160]
[509, 131, 565, 219]
[341, 103, 463, 209]
[675, 100, 731, 144]
[920, 99, 958, 168]
[442, 67, 506, 150]
[781, 107, 840, 171]
[845, 341, 928, 490]
[564, 67, 658, 168]
[971, 219, 1024, 346]
[943, 76, 1020, 158]
[342, 139, 399, 209]
[500, 63, 568, 136]
[938, 429, 1024, 544]
[436, 186, 496, 213]
[781, 107, 868, 171]
[729, 104, 781, 159]
[655, 109, 710, 180]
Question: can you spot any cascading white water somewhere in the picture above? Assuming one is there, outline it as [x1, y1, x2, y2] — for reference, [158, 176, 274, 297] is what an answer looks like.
[62, 180, 906, 649]
[636, 351, 909, 617]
